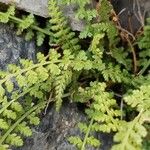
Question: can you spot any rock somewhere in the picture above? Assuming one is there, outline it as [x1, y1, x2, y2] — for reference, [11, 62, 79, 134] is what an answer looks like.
[14, 102, 113, 150]
[1, 0, 150, 32]
[0, 0, 90, 31]
[0, 23, 37, 69]
[0, 0, 49, 17]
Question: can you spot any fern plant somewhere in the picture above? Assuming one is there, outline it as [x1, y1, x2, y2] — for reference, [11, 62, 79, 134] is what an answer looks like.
[112, 85, 150, 150]
[0, 52, 51, 149]
[0, 0, 149, 150]
[69, 81, 122, 150]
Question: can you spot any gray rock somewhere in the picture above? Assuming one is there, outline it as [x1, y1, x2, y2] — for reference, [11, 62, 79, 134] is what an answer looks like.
[0, 0, 49, 17]
[0, 23, 36, 69]
[0, 0, 90, 31]
[1, 0, 150, 32]
[14, 102, 113, 150]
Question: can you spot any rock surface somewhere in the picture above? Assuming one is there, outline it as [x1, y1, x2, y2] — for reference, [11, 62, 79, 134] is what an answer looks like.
[0, 0, 89, 31]
[0, 23, 37, 69]
[14, 102, 113, 150]
[1, 0, 150, 32]
[0, 0, 49, 17]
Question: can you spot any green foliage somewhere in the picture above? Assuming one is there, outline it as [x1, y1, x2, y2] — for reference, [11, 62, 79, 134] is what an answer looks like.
[17, 14, 35, 34]
[137, 18, 150, 74]
[69, 82, 122, 150]
[112, 85, 150, 150]
[68, 119, 101, 150]
[0, 5, 15, 23]
[0, 5, 51, 46]
[62, 0, 97, 22]
[0, 0, 149, 150]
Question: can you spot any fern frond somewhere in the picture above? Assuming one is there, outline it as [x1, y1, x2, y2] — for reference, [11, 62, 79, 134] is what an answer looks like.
[69, 82, 122, 149]
[68, 136, 83, 149]
[98, 0, 112, 22]
[48, 0, 81, 54]
[0, 6, 52, 46]
[55, 70, 72, 111]
[0, 5, 15, 23]
[137, 18, 150, 74]
[0, 101, 45, 148]
[62, 0, 97, 22]
[112, 111, 147, 150]
[112, 85, 150, 150]
[5, 134, 23, 147]
[0, 52, 62, 149]
[124, 85, 150, 112]
[0, 0, 149, 150]
[15, 122, 32, 137]
[16, 14, 34, 35]
[102, 63, 127, 83]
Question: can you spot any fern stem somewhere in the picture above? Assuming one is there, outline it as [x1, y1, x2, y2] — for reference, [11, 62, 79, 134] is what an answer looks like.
[137, 60, 150, 75]
[9, 15, 52, 36]
[0, 88, 31, 114]
[0, 12, 52, 36]
[126, 37, 137, 74]
[0, 101, 46, 145]
[121, 109, 144, 150]
[81, 118, 94, 150]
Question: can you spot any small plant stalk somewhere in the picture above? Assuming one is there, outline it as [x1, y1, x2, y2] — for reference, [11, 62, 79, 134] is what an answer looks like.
[81, 118, 94, 150]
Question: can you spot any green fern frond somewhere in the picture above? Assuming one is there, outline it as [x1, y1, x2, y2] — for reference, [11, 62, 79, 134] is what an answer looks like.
[137, 18, 150, 74]
[0, 52, 61, 148]
[112, 111, 147, 150]
[0, 6, 51, 46]
[124, 85, 150, 112]
[15, 122, 32, 137]
[68, 136, 83, 149]
[48, 0, 81, 54]
[16, 14, 34, 35]
[0, 5, 15, 23]
[112, 85, 150, 150]
[5, 134, 23, 147]
[98, 0, 113, 22]
[62, 0, 97, 22]
[102, 63, 127, 83]
[69, 81, 122, 149]
[55, 70, 72, 111]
